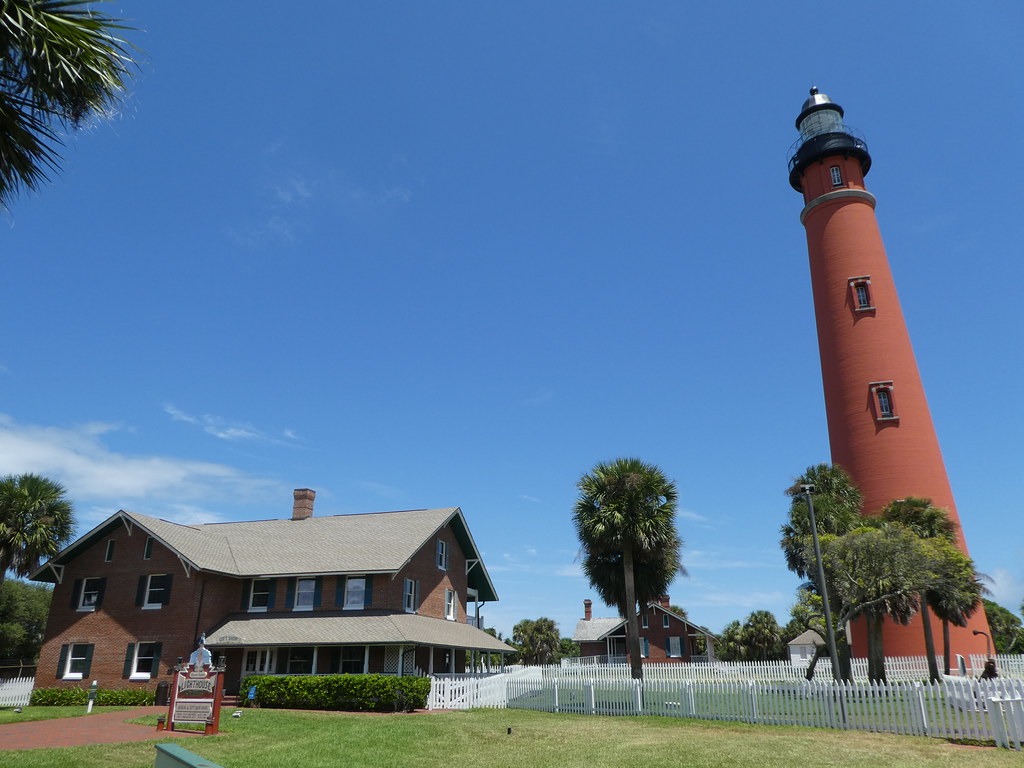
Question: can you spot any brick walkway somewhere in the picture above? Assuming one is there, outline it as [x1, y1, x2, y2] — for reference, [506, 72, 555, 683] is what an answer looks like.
[0, 706, 204, 751]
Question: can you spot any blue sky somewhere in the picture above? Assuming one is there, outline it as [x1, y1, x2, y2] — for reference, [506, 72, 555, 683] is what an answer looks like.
[2, 2, 1022, 640]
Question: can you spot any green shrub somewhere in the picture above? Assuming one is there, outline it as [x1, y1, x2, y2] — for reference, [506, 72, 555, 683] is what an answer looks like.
[241, 674, 431, 712]
[30, 686, 156, 706]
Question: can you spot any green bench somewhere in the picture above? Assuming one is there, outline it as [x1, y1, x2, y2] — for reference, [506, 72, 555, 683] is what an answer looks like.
[154, 743, 226, 768]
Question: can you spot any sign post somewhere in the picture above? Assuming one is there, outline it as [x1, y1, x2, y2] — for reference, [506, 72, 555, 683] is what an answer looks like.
[158, 635, 226, 735]
[86, 680, 98, 714]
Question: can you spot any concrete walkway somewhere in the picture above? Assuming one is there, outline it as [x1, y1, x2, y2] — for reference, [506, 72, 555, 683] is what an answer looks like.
[0, 706, 204, 751]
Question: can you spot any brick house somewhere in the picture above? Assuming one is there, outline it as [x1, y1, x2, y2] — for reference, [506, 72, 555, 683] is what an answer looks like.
[571, 597, 717, 663]
[31, 489, 514, 694]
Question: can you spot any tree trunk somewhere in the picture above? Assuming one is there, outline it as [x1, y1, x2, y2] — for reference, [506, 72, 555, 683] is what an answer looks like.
[805, 644, 825, 680]
[838, 638, 854, 682]
[942, 618, 952, 676]
[920, 599, 939, 682]
[622, 544, 644, 680]
[866, 615, 886, 683]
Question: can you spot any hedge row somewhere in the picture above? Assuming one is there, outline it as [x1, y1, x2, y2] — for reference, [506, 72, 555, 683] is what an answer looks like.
[30, 686, 155, 706]
[241, 674, 431, 711]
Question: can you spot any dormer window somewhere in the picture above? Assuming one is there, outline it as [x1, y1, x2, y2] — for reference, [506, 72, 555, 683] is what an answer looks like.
[849, 276, 874, 312]
[829, 166, 843, 187]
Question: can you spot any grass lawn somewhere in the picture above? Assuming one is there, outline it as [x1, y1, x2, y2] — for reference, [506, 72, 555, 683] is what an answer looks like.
[0, 706, 133, 724]
[1, 706, 1020, 768]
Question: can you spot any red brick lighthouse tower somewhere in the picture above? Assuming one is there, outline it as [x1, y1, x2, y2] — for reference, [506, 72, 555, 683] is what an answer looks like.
[788, 88, 990, 660]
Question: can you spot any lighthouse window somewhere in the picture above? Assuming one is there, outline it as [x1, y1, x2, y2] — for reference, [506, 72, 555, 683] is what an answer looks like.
[849, 277, 874, 311]
[829, 166, 843, 187]
[877, 389, 893, 417]
[870, 382, 899, 421]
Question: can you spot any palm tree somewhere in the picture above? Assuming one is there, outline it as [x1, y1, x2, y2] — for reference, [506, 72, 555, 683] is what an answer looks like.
[511, 617, 561, 665]
[0, 0, 136, 207]
[573, 458, 681, 680]
[580, 535, 684, 620]
[925, 541, 986, 673]
[780, 464, 863, 679]
[0, 473, 75, 588]
[742, 610, 783, 661]
[878, 497, 958, 681]
[781, 464, 863, 578]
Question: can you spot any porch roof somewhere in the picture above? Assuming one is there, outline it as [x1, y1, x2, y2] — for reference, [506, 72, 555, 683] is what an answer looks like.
[204, 611, 515, 653]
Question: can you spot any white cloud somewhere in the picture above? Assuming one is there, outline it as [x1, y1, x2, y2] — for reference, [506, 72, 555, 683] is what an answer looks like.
[685, 549, 775, 570]
[272, 177, 313, 205]
[164, 404, 282, 442]
[986, 566, 1024, 610]
[0, 414, 285, 528]
[555, 563, 583, 578]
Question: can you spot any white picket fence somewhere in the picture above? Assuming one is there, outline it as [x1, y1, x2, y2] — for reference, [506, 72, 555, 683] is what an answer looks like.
[989, 697, 1024, 751]
[428, 657, 1024, 749]
[543, 655, 987, 684]
[0, 676, 34, 707]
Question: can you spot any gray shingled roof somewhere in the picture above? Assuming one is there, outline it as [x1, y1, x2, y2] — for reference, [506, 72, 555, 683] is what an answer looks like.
[572, 604, 719, 643]
[205, 611, 516, 652]
[572, 617, 625, 642]
[787, 629, 824, 646]
[33, 506, 499, 601]
[128, 507, 460, 576]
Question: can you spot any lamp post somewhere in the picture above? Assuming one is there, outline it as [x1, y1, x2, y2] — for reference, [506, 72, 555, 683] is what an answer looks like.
[972, 629, 993, 659]
[802, 485, 843, 682]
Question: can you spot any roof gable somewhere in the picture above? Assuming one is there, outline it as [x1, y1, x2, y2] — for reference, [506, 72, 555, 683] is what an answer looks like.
[572, 602, 719, 642]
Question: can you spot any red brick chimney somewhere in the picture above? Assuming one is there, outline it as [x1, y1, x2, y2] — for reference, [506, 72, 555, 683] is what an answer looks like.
[659, 595, 671, 609]
[583, 599, 592, 621]
[292, 488, 316, 520]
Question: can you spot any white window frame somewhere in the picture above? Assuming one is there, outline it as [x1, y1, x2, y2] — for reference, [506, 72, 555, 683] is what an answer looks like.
[641, 613, 648, 629]
[104, 539, 115, 562]
[403, 578, 419, 613]
[848, 276, 874, 311]
[663, 614, 671, 629]
[64, 643, 90, 680]
[829, 165, 843, 187]
[641, 637, 650, 658]
[142, 574, 168, 609]
[667, 636, 682, 658]
[129, 641, 159, 680]
[78, 577, 103, 612]
[143, 536, 154, 560]
[870, 380, 899, 421]
[344, 576, 366, 610]
[444, 589, 457, 621]
[294, 577, 315, 611]
[436, 539, 449, 571]
[249, 579, 271, 612]
[877, 388, 894, 417]
[244, 647, 277, 674]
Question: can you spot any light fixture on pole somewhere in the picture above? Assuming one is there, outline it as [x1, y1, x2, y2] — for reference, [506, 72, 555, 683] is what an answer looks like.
[802, 484, 842, 682]
[972, 629, 993, 659]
